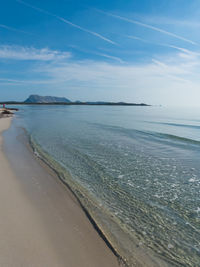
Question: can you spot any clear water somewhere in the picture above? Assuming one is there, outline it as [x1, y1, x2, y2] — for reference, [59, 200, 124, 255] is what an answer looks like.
[13, 105, 200, 266]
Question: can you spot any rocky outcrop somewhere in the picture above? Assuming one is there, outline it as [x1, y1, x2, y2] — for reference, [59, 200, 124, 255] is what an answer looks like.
[24, 95, 71, 103]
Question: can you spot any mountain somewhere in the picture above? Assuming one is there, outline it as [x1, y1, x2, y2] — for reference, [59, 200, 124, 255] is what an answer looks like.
[19, 95, 150, 106]
[24, 95, 71, 103]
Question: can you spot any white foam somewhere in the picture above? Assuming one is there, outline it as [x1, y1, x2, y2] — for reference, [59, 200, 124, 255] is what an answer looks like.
[196, 207, 200, 213]
[168, 244, 174, 249]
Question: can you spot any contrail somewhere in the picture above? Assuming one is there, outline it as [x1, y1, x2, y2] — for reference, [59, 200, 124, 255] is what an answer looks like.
[127, 35, 152, 44]
[97, 9, 197, 45]
[95, 52, 124, 63]
[167, 44, 195, 54]
[69, 45, 124, 63]
[16, 0, 116, 45]
[128, 35, 196, 54]
[0, 24, 31, 35]
[57, 16, 116, 45]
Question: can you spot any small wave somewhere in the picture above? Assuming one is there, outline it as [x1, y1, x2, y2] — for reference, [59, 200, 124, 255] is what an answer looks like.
[89, 122, 200, 146]
[145, 121, 200, 130]
[155, 132, 200, 145]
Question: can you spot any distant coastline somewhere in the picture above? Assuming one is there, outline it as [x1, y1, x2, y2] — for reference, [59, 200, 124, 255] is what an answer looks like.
[0, 101, 150, 106]
[0, 94, 150, 106]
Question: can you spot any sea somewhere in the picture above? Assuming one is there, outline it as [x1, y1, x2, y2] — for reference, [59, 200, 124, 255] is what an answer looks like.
[9, 105, 200, 266]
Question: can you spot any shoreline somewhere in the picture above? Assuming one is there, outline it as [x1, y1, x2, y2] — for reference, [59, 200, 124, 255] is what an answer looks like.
[28, 137, 154, 267]
[0, 116, 120, 267]
[27, 129, 166, 267]
[28, 137, 127, 266]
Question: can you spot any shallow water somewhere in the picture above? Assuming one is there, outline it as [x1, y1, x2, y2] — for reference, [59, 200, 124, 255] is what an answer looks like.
[11, 105, 200, 266]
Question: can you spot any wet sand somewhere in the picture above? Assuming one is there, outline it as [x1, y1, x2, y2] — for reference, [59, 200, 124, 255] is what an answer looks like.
[0, 117, 119, 267]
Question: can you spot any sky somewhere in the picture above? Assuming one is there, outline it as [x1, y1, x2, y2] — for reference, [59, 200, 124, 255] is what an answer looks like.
[1, 0, 200, 106]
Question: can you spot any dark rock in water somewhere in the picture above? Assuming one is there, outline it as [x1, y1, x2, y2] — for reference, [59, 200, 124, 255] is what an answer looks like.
[2, 110, 13, 115]
[24, 95, 71, 103]
[7, 108, 19, 111]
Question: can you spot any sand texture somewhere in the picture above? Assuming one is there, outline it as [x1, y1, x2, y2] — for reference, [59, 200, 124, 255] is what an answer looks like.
[0, 117, 119, 267]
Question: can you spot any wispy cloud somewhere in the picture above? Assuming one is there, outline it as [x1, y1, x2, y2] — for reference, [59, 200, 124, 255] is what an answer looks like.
[34, 51, 196, 88]
[0, 24, 31, 35]
[16, 0, 116, 45]
[0, 78, 32, 84]
[30, 48, 200, 105]
[96, 9, 197, 45]
[0, 45, 71, 61]
[0, 78, 59, 85]
[2, 48, 200, 105]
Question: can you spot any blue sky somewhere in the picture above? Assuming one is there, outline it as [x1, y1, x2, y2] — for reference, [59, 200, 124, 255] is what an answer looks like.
[1, 0, 200, 105]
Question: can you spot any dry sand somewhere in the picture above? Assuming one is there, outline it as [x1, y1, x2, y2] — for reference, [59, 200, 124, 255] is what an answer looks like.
[0, 117, 119, 267]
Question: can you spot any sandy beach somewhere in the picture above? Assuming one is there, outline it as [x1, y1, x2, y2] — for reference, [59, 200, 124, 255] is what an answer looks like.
[0, 116, 119, 267]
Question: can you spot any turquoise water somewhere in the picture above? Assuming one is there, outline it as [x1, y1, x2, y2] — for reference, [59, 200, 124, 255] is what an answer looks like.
[13, 106, 200, 266]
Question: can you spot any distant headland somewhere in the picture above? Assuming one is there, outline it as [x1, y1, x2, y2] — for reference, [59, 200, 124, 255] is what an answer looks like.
[0, 94, 150, 106]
